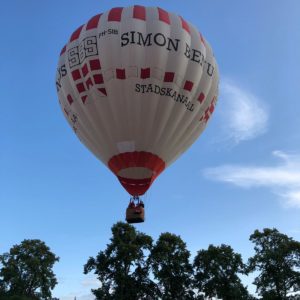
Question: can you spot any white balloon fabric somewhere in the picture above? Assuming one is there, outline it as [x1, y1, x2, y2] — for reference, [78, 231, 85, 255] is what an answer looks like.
[56, 6, 219, 196]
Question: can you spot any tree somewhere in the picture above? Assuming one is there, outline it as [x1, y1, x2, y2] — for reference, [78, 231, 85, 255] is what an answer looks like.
[0, 296, 37, 300]
[0, 239, 59, 300]
[193, 244, 250, 300]
[148, 232, 194, 300]
[84, 222, 159, 300]
[248, 228, 300, 299]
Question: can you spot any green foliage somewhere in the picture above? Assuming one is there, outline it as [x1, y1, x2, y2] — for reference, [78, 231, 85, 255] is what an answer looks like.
[149, 232, 194, 300]
[83, 223, 298, 299]
[248, 228, 300, 299]
[84, 222, 158, 300]
[193, 244, 250, 300]
[0, 296, 38, 300]
[0, 239, 59, 300]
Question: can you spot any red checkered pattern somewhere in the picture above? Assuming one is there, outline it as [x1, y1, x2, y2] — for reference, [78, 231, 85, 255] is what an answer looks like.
[62, 7, 201, 57]
[116, 69, 126, 79]
[141, 68, 150, 79]
[98, 88, 107, 96]
[81, 95, 88, 103]
[93, 74, 104, 84]
[85, 78, 93, 90]
[81, 64, 89, 77]
[70, 58, 107, 103]
[90, 59, 101, 71]
[67, 94, 74, 105]
[183, 80, 194, 91]
[72, 69, 81, 81]
[69, 64, 198, 105]
[199, 96, 216, 123]
[61, 6, 213, 109]
[164, 72, 175, 82]
[197, 92, 205, 104]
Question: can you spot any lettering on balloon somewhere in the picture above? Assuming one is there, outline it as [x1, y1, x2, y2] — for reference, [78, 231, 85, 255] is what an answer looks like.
[56, 64, 67, 91]
[120, 31, 214, 77]
[135, 83, 194, 112]
[121, 31, 180, 52]
[99, 28, 119, 37]
[184, 43, 214, 76]
[184, 43, 204, 66]
[70, 113, 78, 125]
[68, 36, 98, 68]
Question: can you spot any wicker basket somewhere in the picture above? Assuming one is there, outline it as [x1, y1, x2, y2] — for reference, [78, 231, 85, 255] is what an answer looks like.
[126, 206, 145, 223]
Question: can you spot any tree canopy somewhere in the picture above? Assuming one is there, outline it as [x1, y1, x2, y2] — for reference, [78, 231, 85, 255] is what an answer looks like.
[149, 232, 194, 299]
[0, 239, 59, 300]
[84, 222, 158, 300]
[2, 225, 300, 300]
[193, 244, 250, 300]
[248, 228, 300, 299]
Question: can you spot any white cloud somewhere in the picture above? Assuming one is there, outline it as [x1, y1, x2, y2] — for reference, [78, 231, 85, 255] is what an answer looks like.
[54, 275, 99, 300]
[217, 79, 269, 144]
[81, 275, 99, 288]
[280, 190, 300, 208]
[204, 151, 300, 208]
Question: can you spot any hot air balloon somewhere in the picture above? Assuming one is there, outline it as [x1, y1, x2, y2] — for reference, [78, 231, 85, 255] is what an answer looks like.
[56, 6, 219, 223]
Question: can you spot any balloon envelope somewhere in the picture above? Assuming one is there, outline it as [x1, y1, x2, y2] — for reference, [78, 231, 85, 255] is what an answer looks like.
[56, 6, 219, 196]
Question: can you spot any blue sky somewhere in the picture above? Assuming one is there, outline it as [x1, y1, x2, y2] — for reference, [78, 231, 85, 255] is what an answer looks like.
[1, 0, 300, 298]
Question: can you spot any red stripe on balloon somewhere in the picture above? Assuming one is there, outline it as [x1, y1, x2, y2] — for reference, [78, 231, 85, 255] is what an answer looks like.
[108, 7, 123, 22]
[86, 14, 102, 30]
[180, 16, 190, 34]
[133, 5, 146, 20]
[108, 151, 165, 175]
[117, 176, 152, 196]
[70, 25, 84, 42]
[108, 151, 166, 195]
[158, 7, 170, 24]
